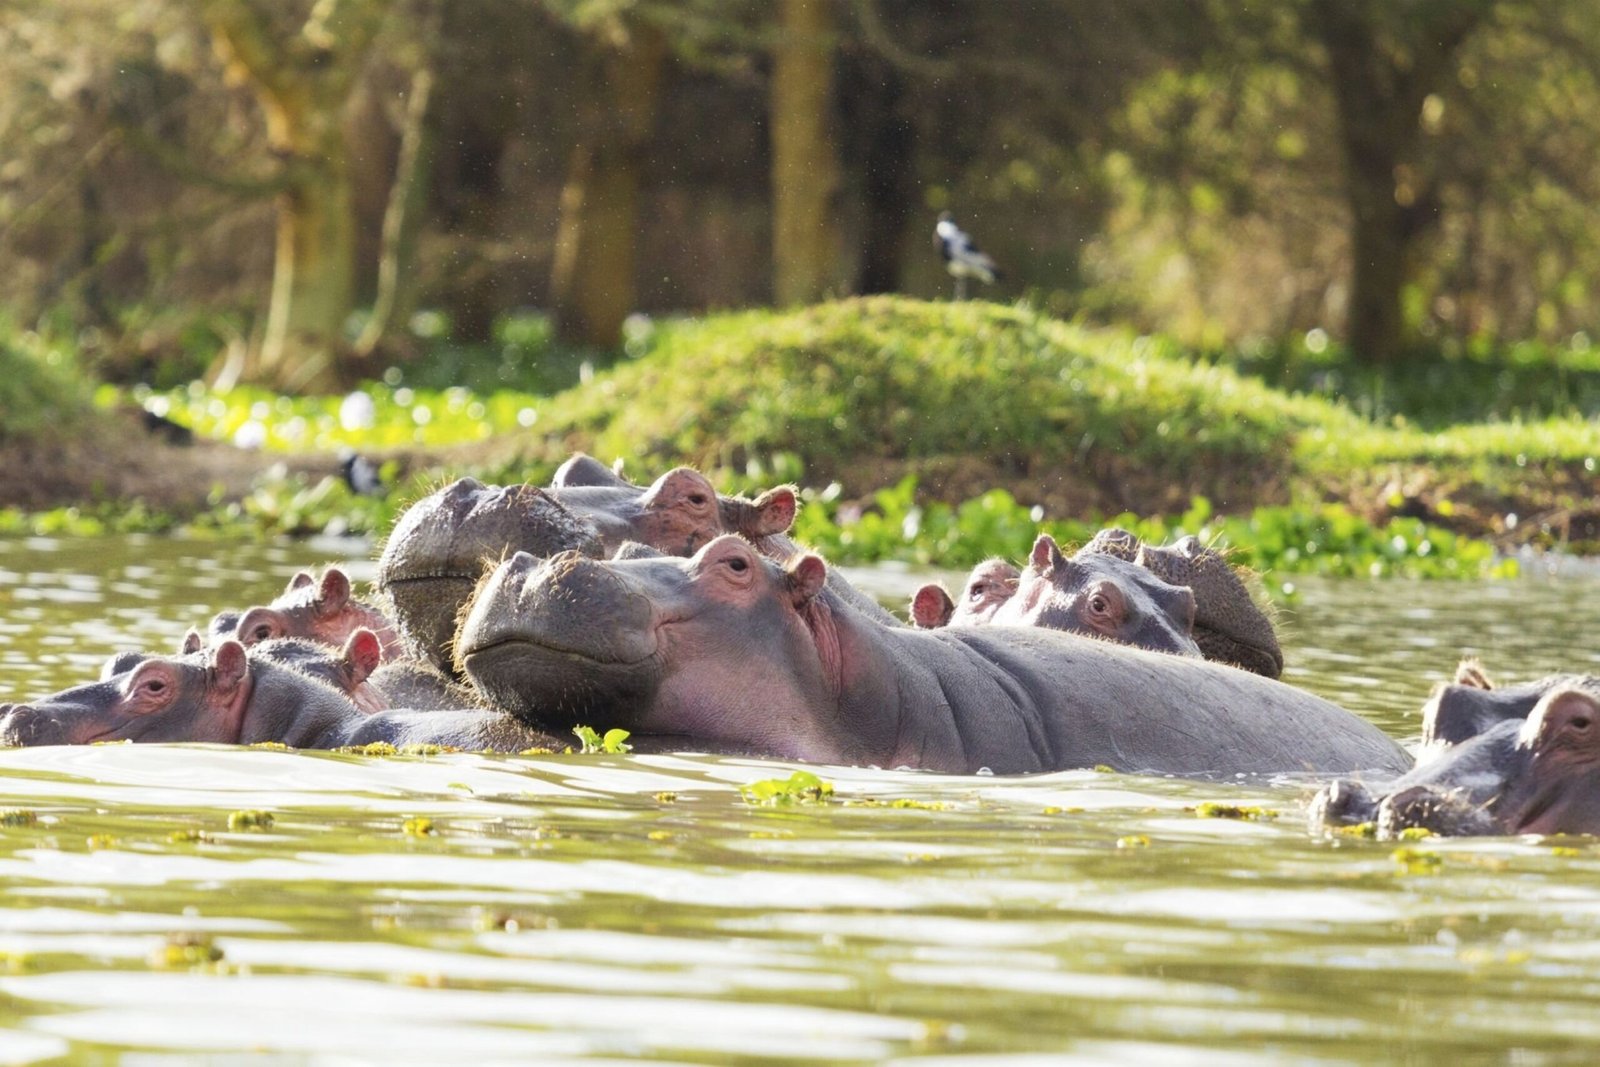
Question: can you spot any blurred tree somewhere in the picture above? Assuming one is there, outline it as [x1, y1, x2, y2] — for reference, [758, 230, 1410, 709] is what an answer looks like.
[1306, 0, 1492, 365]
[202, 0, 389, 389]
[546, 5, 667, 347]
[770, 0, 849, 304]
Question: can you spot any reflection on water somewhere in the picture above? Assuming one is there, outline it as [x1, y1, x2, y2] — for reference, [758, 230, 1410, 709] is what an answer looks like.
[2, 536, 1600, 1063]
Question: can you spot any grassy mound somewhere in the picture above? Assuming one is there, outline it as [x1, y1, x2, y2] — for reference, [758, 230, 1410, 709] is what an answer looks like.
[521, 297, 1365, 513]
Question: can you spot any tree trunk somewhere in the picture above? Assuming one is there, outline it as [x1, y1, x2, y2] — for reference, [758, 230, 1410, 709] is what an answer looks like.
[205, 0, 383, 390]
[355, 64, 435, 360]
[1309, 0, 1488, 365]
[550, 24, 666, 348]
[770, 0, 848, 305]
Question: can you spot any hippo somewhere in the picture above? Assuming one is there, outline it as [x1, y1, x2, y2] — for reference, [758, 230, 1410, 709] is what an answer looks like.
[225, 567, 405, 661]
[453, 535, 1409, 778]
[1, 640, 559, 752]
[1311, 686, 1600, 837]
[248, 632, 482, 713]
[1421, 657, 1600, 748]
[910, 559, 1020, 629]
[1076, 528, 1283, 678]
[985, 535, 1199, 658]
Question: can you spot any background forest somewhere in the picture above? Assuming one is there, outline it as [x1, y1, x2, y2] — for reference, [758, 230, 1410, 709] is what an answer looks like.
[7, 0, 1600, 392]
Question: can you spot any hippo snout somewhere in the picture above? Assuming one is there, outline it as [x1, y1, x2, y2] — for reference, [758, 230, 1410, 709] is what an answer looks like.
[0, 705, 62, 747]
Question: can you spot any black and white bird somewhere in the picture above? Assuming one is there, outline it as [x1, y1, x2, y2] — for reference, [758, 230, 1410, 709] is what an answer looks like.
[339, 448, 384, 496]
[934, 211, 1002, 299]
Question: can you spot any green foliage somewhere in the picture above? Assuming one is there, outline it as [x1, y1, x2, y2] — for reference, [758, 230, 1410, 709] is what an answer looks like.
[226, 809, 274, 831]
[572, 726, 632, 754]
[739, 770, 835, 806]
[0, 322, 93, 443]
[790, 475, 1511, 582]
[540, 298, 1340, 483]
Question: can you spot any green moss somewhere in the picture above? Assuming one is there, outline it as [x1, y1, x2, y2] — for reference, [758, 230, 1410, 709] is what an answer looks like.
[227, 810, 274, 831]
[337, 741, 398, 757]
[1192, 802, 1281, 820]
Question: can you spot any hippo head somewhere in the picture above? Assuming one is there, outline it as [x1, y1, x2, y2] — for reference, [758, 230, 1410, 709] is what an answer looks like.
[377, 479, 606, 668]
[0, 642, 255, 746]
[250, 631, 387, 714]
[990, 535, 1201, 659]
[1505, 688, 1600, 836]
[910, 559, 1020, 630]
[376, 470, 798, 672]
[456, 535, 846, 759]
[1080, 529, 1283, 678]
[233, 567, 395, 657]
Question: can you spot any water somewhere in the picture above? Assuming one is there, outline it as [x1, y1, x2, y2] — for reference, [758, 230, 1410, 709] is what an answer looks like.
[3, 536, 1600, 1064]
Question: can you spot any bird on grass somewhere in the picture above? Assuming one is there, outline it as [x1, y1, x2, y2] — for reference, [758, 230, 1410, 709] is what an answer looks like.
[934, 211, 1003, 300]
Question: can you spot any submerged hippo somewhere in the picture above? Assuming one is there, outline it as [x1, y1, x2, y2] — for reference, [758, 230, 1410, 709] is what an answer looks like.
[227, 567, 404, 662]
[375, 468, 799, 669]
[910, 559, 1020, 629]
[988, 534, 1200, 658]
[249, 632, 481, 714]
[454, 535, 1408, 778]
[1422, 657, 1600, 747]
[0, 641, 558, 751]
[1311, 685, 1600, 838]
[1077, 528, 1283, 678]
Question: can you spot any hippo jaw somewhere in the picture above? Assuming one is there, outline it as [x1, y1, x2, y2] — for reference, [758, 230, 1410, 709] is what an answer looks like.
[456, 551, 665, 728]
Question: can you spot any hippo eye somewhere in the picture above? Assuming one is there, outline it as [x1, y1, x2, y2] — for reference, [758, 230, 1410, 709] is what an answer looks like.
[689, 493, 709, 506]
[1573, 715, 1592, 732]
[727, 557, 748, 573]
[969, 583, 987, 599]
[141, 678, 166, 695]
[1089, 595, 1109, 614]
[251, 625, 274, 642]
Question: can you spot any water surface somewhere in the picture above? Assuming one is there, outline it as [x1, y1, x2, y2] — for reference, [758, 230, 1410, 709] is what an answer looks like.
[2, 536, 1599, 1064]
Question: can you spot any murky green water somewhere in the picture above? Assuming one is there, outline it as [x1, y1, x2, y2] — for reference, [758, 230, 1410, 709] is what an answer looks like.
[3, 536, 1600, 1064]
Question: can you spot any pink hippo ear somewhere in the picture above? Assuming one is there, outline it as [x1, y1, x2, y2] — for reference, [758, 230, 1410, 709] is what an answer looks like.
[341, 629, 384, 686]
[1454, 657, 1494, 690]
[1029, 534, 1066, 575]
[317, 568, 353, 614]
[286, 570, 316, 592]
[642, 468, 717, 512]
[785, 554, 828, 609]
[180, 628, 205, 655]
[910, 584, 955, 629]
[210, 640, 250, 695]
[749, 486, 798, 537]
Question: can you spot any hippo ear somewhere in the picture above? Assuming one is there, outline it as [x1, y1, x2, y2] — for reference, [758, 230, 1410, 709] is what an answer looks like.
[785, 554, 828, 609]
[552, 452, 631, 489]
[1454, 657, 1493, 690]
[910, 584, 955, 629]
[210, 640, 250, 694]
[1173, 586, 1198, 632]
[317, 568, 352, 612]
[342, 630, 384, 685]
[286, 570, 315, 592]
[1029, 534, 1066, 575]
[750, 486, 798, 537]
[180, 629, 205, 655]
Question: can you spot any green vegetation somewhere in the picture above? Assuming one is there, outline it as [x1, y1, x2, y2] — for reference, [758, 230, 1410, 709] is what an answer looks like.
[0, 325, 93, 443]
[739, 771, 836, 807]
[226, 810, 274, 831]
[1192, 803, 1281, 821]
[3, 299, 1594, 574]
[572, 726, 633, 755]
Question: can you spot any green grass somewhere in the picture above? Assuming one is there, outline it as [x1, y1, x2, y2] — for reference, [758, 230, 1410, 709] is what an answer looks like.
[0, 322, 93, 443]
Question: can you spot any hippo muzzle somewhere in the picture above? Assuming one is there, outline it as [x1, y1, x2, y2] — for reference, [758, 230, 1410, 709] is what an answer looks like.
[456, 551, 661, 728]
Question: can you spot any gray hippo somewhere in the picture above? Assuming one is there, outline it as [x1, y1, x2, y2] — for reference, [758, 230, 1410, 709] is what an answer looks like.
[228, 566, 405, 662]
[247, 632, 483, 713]
[453, 535, 1409, 778]
[375, 468, 799, 669]
[1076, 528, 1283, 678]
[1421, 657, 1600, 747]
[991, 535, 1199, 657]
[1310, 685, 1600, 838]
[911, 537, 1199, 659]
[910, 558, 1019, 629]
[1, 640, 559, 751]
